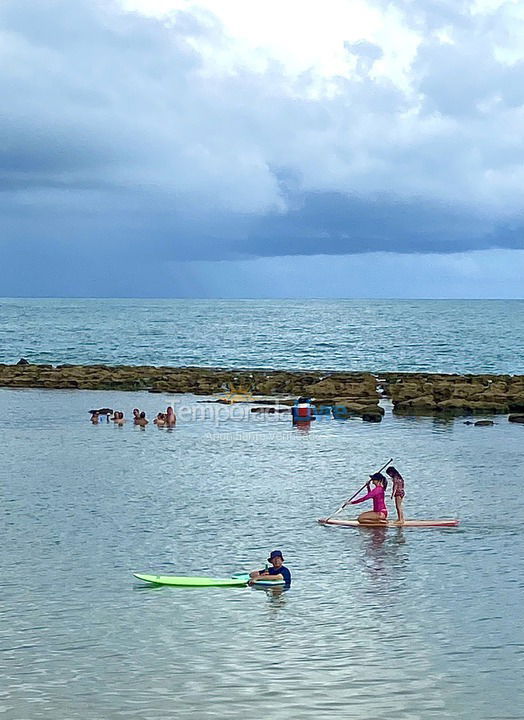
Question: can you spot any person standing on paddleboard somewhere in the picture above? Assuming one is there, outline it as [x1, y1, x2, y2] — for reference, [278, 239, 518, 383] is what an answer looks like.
[249, 550, 291, 585]
[386, 466, 405, 524]
[350, 472, 388, 524]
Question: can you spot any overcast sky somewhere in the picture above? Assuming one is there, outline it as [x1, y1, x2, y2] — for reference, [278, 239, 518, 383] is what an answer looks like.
[1, 0, 523, 297]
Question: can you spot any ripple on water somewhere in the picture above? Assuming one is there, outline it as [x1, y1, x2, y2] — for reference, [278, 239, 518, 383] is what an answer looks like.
[0, 388, 523, 719]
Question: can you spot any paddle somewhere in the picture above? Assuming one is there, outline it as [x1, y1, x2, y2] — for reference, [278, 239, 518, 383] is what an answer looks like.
[325, 458, 393, 521]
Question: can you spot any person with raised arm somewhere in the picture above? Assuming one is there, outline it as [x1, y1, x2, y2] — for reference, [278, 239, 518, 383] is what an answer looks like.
[350, 472, 388, 524]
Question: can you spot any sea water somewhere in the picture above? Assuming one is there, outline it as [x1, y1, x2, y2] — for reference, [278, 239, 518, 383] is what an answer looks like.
[1, 299, 523, 719]
[0, 298, 523, 373]
[1, 386, 523, 720]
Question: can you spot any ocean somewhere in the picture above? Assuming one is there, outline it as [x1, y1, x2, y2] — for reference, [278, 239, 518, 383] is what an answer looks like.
[1, 299, 523, 719]
[1, 298, 523, 373]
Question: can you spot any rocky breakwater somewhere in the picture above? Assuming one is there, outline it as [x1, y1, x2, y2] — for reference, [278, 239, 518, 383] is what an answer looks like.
[0, 362, 383, 421]
[381, 373, 524, 417]
[302, 373, 383, 422]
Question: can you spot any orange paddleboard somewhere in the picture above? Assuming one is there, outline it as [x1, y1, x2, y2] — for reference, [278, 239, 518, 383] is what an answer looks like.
[318, 517, 459, 528]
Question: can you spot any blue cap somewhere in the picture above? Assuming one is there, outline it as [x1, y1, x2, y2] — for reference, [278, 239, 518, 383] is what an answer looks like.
[268, 550, 284, 562]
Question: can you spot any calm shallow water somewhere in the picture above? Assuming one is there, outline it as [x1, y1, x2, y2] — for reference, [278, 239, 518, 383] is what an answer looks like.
[1, 388, 523, 719]
[1, 298, 524, 373]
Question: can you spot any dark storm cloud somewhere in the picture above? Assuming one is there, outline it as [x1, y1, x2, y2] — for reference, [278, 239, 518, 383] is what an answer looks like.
[1, 0, 524, 297]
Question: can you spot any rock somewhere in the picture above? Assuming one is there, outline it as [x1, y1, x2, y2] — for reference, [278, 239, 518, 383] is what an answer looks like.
[362, 411, 382, 423]
[394, 395, 438, 412]
[508, 396, 524, 413]
[433, 386, 453, 403]
[463, 421, 474, 425]
[508, 414, 524, 423]
[361, 404, 384, 416]
[474, 420, 494, 427]
[330, 402, 364, 419]
[16, 358, 30, 365]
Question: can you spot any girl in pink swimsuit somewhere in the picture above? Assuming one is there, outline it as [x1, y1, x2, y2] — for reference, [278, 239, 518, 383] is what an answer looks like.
[386, 466, 405, 524]
[350, 473, 388, 524]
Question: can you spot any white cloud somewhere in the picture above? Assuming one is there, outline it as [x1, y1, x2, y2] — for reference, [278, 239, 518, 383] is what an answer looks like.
[120, 0, 421, 91]
[1, 0, 524, 298]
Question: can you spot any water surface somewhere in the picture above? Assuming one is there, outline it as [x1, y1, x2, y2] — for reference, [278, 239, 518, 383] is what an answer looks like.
[1, 298, 523, 372]
[1, 388, 523, 719]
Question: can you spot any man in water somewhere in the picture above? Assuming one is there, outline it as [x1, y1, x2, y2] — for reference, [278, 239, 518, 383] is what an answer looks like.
[249, 550, 291, 585]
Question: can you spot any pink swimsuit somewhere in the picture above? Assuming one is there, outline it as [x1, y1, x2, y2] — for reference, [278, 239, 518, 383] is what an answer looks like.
[393, 478, 405, 498]
[351, 486, 388, 517]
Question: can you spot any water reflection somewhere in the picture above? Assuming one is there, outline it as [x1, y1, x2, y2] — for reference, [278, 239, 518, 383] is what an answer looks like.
[293, 421, 312, 434]
[2, 387, 523, 720]
[257, 585, 289, 614]
[359, 526, 408, 581]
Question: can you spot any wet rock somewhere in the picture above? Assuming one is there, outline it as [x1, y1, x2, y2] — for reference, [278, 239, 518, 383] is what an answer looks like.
[362, 411, 382, 423]
[16, 358, 30, 365]
[381, 372, 523, 416]
[508, 414, 524, 423]
[474, 420, 494, 427]
[394, 395, 438, 413]
[508, 395, 524, 413]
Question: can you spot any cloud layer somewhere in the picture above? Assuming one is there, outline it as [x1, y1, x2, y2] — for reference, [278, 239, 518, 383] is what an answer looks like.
[1, 0, 523, 295]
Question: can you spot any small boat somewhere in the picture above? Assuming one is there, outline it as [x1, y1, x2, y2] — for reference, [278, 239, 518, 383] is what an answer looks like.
[318, 517, 459, 528]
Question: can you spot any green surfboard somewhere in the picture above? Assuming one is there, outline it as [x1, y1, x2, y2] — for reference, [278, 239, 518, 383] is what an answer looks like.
[133, 572, 286, 587]
[133, 572, 249, 587]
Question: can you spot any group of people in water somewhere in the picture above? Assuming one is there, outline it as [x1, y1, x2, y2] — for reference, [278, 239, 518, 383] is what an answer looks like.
[351, 466, 406, 524]
[90, 406, 177, 428]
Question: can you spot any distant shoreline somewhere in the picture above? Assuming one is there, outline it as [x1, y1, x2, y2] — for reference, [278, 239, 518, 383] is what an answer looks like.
[1, 362, 523, 421]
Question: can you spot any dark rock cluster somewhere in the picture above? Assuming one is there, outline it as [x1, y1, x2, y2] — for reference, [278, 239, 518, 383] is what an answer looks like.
[381, 373, 524, 417]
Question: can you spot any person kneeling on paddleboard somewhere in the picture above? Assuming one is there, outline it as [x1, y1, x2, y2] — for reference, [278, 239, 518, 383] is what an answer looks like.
[249, 550, 291, 585]
[350, 473, 388, 524]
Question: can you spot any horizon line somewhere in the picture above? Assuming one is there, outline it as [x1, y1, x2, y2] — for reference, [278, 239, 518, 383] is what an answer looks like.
[0, 296, 523, 301]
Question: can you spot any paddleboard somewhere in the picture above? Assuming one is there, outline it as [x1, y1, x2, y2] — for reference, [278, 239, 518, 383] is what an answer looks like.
[232, 573, 285, 586]
[133, 573, 287, 587]
[133, 573, 248, 587]
[318, 517, 459, 528]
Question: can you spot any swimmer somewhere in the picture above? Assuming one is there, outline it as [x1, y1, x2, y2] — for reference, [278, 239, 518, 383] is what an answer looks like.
[166, 406, 176, 427]
[132, 408, 140, 425]
[90, 412, 100, 425]
[154, 413, 166, 426]
[136, 411, 148, 427]
[249, 550, 291, 586]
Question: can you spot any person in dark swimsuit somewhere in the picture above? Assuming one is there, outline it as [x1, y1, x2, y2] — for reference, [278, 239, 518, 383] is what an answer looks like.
[249, 550, 291, 585]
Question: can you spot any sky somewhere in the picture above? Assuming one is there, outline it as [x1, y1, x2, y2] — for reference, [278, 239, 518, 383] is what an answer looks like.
[1, 0, 524, 297]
